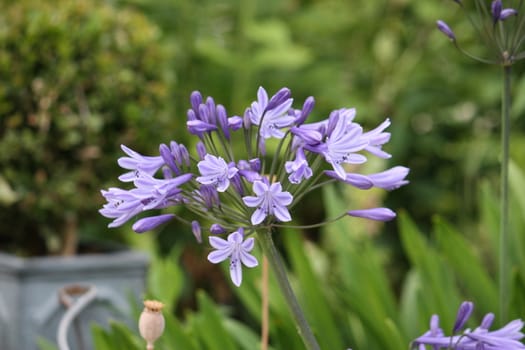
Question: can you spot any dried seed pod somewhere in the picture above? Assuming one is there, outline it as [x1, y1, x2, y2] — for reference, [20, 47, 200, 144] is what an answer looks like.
[138, 300, 165, 350]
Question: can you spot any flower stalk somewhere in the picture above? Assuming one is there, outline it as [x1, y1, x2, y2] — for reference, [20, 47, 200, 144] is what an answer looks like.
[500, 63, 512, 322]
[257, 229, 321, 350]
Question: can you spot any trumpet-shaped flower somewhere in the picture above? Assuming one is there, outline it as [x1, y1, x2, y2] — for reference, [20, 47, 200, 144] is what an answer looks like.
[248, 87, 295, 139]
[196, 154, 238, 192]
[243, 180, 293, 225]
[285, 147, 313, 184]
[207, 230, 258, 287]
[322, 112, 369, 179]
[118, 145, 165, 182]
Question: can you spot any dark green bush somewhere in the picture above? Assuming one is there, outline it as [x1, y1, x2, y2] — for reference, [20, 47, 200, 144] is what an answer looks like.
[0, 0, 173, 255]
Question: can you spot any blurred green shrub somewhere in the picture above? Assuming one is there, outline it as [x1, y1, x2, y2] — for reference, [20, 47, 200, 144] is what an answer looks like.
[0, 0, 173, 255]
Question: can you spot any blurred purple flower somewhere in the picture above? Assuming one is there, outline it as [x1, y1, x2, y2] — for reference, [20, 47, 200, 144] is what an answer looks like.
[412, 302, 525, 350]
[368, 166, 410, 190]
[347, 208, 396, 221]
[436, 20, 456, 41]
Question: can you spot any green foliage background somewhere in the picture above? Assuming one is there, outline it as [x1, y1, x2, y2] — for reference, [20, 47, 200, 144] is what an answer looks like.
[2, 0, 525, 349]
[0, 0, 174, 254]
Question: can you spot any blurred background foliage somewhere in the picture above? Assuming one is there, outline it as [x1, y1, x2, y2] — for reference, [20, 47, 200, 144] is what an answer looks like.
[0, 0, 175, 255]
[2, 0, 525, 348]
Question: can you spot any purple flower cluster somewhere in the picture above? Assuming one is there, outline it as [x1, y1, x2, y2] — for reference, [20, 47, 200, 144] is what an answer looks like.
[412, 301, 525, 350]
[100, 87, 409, 286]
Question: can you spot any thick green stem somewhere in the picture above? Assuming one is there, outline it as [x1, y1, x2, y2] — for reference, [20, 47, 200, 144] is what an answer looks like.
[256, 230, 321, 350]
[499, 64, 511, 322]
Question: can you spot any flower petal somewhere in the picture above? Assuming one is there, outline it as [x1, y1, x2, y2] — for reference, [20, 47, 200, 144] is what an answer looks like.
[208, 249, 231, 264]
[229, 255, 243, 287]
[240, 251, 258, 268]
[251, 208, 267, 225]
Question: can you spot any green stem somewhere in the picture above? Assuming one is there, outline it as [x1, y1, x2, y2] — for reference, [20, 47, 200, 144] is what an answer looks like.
[256, 230, 321, 350]
[499, 64, 511, 322]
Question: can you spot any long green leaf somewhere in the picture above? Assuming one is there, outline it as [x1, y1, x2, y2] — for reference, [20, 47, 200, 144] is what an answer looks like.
[433, 216, 498, 316]
[398, 212, 461, 331]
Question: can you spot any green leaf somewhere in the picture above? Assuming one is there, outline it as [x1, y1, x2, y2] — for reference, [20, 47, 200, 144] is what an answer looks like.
[158, 313, 199, 350]
[106, 321, 142, 349]
[433, 216, 498, 316]
[193, 291, 238, 350]
[91, 324, 113, 350]
[147, 247, 185, 310]
[398, 212, 461, 331]
[224, 318, 272, 350]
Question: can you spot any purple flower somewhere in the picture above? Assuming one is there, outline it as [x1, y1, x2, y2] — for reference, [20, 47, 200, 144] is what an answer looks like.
[266, 87, 291, 110]
[210, 223, 227, 235]
[248, 87, 295, 139]
[453, 301, 474, 333]
[99, 187, 145, 227]
[363, 118, 391, 158]
[290, 126, 323, 145]
[195, 184, 220, 209]
[436, 20, 456, 41]
[367, 166, 410, 190]
[228, 116, 243, 130]
[159, 143, 180, 175]
[347, 208, 396, 221]
[134, 173, 192, 210]
[187, 119, 217, 136]
[196, 154, 238, 192]
[117, 145, 165, 182]
[492, 0, 503, 23]
[412, 302, 525, 350]
[285, 147, 313, 184]
[207, 229, 258, 287]
[132, 214, 175, 233]
[196, 141, 207, 160]
[216, 104, 230, 139]
[192, 220, 202, 243]
[243, 180, 293, 225]
[295, 96, 315, 126]
[500, 8, 518, 20]
[321, 112, 369, 179]
[324, 171, 373, 189]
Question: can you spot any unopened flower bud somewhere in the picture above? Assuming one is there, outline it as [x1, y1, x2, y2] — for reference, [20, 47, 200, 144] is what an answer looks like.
[139, 300, 165, 350]
[436, 20, 456, 41]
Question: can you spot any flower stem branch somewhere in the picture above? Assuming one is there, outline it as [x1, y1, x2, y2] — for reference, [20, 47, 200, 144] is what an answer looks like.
[256, 229, 321, 350]
[499, 63, 512, 322]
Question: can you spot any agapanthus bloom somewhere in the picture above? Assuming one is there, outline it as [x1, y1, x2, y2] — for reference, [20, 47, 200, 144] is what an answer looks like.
[412, 301, 525, 349]
[100, 86, 409, 286]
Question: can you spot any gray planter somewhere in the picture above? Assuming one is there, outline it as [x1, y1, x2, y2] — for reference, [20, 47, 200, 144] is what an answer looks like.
[0, 250, 149, 350]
